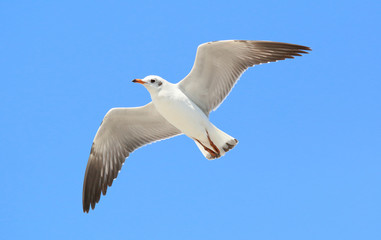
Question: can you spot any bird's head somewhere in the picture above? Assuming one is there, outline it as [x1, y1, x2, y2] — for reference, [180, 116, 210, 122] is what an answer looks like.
[132, 75, 165, 94]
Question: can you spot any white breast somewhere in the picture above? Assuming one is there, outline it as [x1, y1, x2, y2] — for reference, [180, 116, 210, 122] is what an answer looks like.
[152, 85, 210, 139]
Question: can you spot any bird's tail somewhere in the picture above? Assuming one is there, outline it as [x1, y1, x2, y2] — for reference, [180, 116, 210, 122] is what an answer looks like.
[193, 125, 238, 160]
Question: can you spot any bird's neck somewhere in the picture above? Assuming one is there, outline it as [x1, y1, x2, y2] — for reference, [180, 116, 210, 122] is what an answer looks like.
[149, 82, 175, 102]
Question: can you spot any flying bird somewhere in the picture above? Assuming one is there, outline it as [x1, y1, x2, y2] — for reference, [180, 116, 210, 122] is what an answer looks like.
[83, 40, 311, 212]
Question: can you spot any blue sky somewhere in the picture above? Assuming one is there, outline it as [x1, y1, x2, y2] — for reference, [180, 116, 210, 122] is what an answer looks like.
[1, 0, 380, 239]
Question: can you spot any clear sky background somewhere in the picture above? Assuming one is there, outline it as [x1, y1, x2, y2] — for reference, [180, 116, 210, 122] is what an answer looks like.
[1, 1, 380, 239]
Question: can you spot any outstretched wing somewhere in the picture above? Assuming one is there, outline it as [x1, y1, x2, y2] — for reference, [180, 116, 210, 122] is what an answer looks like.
[178, 40, 311, 114]
[83, 102, 181, 212]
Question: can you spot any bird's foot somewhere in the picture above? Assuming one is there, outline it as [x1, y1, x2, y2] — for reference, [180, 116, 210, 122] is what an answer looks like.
[194, 138, 220, 159]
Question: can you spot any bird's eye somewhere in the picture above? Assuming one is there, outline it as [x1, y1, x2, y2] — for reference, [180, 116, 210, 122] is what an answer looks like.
[150, 79, 155, 83]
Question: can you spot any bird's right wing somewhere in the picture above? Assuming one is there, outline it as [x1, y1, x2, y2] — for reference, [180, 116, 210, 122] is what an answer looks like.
[178, 40, 311, 115]
[83, 102, 181, 212]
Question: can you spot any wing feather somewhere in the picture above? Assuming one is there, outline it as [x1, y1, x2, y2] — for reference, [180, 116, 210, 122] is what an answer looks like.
[178, 40, 311, 114]
[82, 102, 181, 212]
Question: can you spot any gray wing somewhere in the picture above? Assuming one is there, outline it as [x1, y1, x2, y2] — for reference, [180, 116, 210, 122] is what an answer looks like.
[178, 40, 311, 114]
[83, 102, 181, 212]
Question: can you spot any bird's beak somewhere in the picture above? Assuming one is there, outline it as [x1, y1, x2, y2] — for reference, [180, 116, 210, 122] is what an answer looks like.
[132, 79, 145, 84]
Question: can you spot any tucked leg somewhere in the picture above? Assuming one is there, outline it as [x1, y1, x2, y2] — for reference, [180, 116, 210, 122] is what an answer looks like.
[194, 138, 219, 159]
[206, 130, 220, 156]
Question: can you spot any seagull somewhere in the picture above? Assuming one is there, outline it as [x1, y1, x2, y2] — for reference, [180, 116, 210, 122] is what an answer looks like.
[82, 40, 311, 212]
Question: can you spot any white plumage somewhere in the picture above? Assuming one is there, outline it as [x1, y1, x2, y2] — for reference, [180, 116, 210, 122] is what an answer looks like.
[83, 40, 311, 212]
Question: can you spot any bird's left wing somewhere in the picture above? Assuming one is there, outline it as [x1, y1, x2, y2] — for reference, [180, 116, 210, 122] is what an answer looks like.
[83, 102, 181, 212]
[178, 40, 311, 114]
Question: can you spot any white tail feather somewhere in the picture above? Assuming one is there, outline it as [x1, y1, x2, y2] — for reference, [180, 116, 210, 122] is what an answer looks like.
[193, 125, 238, 160]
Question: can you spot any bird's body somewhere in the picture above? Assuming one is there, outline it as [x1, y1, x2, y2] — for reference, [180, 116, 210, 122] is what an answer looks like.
[151, 81, 208, 139]
[82, 40, 311, 212]
[148, 79, 237, 159]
